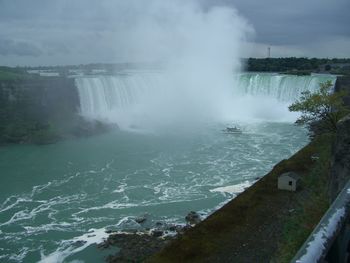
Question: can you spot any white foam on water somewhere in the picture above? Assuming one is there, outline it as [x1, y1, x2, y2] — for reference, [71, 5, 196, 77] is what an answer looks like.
[210, 180, 252, 195]
[23, 222, 72, 235]
[39, 228, 108, 263]
[72, 200, 142, 217]
[114, 216, 144, 230]
[29, 175, 78, 198]
[112, 183, 127, 193]
[1, 209, 34, 227]
[0, 197, 33, 213]
[152, 182, 169, 195]
[0, 194, 84, 227]
[9, 247, 29, 262]
[31, 182, 53, 196]
[158, 186, 207, 202]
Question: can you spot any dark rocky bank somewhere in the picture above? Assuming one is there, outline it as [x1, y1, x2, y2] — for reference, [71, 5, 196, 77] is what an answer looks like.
[330, 75, 350, 200]
[0, 76, 112, 145]
[100, 232, 174, 263]
[98, 212, 201, 263]
[330, 114, 350, 200]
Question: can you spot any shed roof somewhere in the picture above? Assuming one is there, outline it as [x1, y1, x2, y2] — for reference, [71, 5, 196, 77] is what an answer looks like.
[279, 172, 300, 181]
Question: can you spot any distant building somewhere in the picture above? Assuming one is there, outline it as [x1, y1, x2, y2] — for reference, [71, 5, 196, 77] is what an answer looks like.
[278, 172, 300, 191]
[91, 69, 107, 74]
[38, 72, 60, 77]
[27, 69, 60, 77]
[68, 69, 84, 74]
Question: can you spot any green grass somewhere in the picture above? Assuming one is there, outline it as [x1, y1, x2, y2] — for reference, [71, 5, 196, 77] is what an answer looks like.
[0, 70, 23, 80]
[0, 67, 39, 81]
[272, 133, 334, 262]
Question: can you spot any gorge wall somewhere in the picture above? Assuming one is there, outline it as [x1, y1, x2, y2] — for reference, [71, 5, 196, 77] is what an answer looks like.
[0, 77, 94, 144]
[330, 76, 350, 200]
[0, 77, 79, 115]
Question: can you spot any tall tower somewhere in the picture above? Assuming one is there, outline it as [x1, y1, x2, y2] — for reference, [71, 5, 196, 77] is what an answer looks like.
[267, 46, 271, 58]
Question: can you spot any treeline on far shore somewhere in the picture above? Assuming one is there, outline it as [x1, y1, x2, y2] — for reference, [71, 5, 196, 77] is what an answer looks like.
[1, 57, 350, 81]
[245, 57, 350, 75]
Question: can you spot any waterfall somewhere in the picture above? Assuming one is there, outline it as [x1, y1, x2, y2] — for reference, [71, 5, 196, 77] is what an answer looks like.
[75, 72, 336, 126]
[75, 72, 163, 121]
[235, 73, 336, 102]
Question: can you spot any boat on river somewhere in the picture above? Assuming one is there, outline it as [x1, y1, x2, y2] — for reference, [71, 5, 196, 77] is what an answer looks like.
[222, 127, 242, 134]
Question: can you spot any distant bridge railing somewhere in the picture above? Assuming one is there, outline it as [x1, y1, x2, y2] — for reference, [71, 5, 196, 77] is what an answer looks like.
[291, 180, 350, 263]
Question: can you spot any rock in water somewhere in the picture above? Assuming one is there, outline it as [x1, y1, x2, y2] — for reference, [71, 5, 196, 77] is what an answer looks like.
[135, 216, 147, 224]
[185, 211, 201, 225]
[151, 229, 163, 237]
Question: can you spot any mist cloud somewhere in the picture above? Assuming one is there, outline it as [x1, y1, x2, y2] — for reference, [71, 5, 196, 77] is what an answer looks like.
[69, 0, 253, 129]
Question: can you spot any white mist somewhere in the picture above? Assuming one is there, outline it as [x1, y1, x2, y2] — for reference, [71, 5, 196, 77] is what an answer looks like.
[91, 0, 253, 131]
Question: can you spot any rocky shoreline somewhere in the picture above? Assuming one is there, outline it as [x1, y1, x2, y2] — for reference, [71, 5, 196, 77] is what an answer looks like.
[98, 211, 202, 262]
[100, 231, 175, 263]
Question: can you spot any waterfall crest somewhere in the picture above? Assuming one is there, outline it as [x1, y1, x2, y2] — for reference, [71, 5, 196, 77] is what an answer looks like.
[235, 73, 335, 102]
[75, 72, 336, 127]
[75, 72, 162, 120]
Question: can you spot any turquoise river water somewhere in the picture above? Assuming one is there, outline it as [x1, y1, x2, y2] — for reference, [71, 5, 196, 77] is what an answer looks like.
[0, 72, 335, 262]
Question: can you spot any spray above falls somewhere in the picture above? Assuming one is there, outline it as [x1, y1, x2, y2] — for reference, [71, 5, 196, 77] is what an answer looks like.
[75, 73, 336, 129]
[72, 1, 335, 130]
[73, 1, 253, 130]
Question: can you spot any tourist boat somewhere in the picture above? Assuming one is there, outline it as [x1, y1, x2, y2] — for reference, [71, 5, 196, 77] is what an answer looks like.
[222, 127, 242, 134]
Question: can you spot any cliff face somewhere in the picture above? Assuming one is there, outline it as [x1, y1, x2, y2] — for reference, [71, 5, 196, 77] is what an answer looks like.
[334, 75, 350, 106]
[0, 77, 79, 117]
[330, 76, 350, 200]
[330, 114, 350, 200]
[0, 77, 82, 144]
[0, 76, 113, 144]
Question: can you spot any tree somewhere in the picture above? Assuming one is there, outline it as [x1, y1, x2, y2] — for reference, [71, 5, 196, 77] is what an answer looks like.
[289, 80, 349, 133]
[325, 64, 332, 71]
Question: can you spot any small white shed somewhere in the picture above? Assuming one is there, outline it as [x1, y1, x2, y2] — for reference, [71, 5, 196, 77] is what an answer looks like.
[278, 172, 300, 191]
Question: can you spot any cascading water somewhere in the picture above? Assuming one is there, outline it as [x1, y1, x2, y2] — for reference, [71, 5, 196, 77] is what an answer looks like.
[75, 72, 336, 127]
[235, 73, 335, 101]
[76, 73, 164, 117]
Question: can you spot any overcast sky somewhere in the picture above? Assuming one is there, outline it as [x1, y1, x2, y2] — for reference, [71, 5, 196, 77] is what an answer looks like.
[0, 0, 349, 66]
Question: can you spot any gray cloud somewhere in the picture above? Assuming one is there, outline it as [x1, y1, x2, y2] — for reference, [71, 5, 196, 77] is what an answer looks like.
[204, 0, 350, 45]
[0, 0, 349, 66]
[0, 39, 42, 56]
[42, 41, 70, 56]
